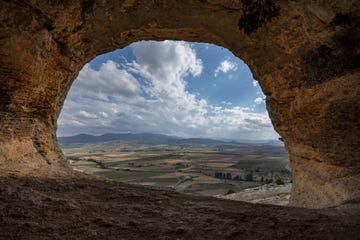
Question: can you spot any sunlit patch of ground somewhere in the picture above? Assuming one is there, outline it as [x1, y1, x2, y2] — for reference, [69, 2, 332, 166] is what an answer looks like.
[65, 143, 293, 203]
[217, 183, 292, 206]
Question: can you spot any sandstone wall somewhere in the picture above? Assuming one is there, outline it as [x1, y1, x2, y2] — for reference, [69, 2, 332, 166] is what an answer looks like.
[0, 0, 359, 208]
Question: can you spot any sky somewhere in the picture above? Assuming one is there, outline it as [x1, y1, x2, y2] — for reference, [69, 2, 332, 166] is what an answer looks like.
[57, 41, 279, 140]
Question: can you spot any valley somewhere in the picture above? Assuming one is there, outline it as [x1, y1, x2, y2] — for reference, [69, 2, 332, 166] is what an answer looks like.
[60, 134, 291, 200]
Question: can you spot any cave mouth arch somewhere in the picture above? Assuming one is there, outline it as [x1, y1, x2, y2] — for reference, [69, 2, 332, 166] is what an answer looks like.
[0, 0, 358, 209]
[57, 40, 277, 141]
[57, 41, 291, 203]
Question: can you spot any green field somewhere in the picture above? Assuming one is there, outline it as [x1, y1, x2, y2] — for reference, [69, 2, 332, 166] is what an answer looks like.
[64, 142, 291, 197]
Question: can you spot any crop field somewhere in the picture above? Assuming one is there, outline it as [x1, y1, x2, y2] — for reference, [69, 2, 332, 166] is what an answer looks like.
[64, 142, 291, 197]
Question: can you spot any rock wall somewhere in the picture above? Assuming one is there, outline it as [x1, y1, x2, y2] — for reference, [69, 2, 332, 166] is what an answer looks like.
[0, 0, 359, 208]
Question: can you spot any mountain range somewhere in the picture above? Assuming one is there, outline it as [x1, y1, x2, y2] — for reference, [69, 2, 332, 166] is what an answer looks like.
[58, 133, 282, 147]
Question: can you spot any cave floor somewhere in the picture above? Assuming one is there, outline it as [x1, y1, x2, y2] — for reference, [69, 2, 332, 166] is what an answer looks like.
[0, 173, 359, 240]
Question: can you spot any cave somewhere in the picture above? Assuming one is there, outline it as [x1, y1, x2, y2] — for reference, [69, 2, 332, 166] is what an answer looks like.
[0, 0, 359, 214]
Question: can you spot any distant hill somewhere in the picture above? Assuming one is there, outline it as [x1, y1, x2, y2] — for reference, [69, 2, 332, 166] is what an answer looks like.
[58, 133, 282, 147]
[232, 139, 284, 146]
[175, 138, 226, 145]
[58, 133, 180, 146]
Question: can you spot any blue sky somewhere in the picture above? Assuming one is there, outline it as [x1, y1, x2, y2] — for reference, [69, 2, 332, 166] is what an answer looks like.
[57, 41, 278, 140]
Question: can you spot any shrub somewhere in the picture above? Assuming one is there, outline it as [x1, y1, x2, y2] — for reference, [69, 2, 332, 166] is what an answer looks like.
[238, 0, 280, 35]
[275, 178, 285, 185]
[245, 172, 253, 181]
[265, 178, 273, 184]
[302, 13, 360, 86]
[226, 189, 236, 195]
[302, 45, 344, 85]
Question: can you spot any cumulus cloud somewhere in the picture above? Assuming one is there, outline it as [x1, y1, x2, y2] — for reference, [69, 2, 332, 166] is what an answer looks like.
[254, 97, 264, 105]
[214, 59, 237, 77]
[99, 112, 108, 118]
[76, 110, 97, 119]
[221, 101, 232, 106]
[71, 60, 141, 99]
[58, 41, 277, 140]
[252, 80, 259, 87]
[131, 40, 203, 79]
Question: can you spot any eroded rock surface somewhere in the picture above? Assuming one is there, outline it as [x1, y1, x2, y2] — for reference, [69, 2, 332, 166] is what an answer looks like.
[0, 0, 359, 210]
[0, 174, 359, 240]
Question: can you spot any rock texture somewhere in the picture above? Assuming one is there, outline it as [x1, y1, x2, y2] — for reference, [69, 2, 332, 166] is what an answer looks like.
[0, 0, 359, 209]
[217, 184, 292, 206]
[0, 174, 359, 240]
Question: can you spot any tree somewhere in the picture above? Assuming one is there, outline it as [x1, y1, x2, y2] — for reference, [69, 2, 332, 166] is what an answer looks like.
[215, 172, 222, 178]
[226, 189, 235, 195]
[226, 173, 232, 180]
[245, 172, 253, 182]
[265, 178, 273, 184]
[275, 178, 285, 185]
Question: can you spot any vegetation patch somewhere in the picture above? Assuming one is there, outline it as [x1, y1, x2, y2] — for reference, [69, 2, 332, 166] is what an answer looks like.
[54, 40, 71, 56]
[225, 189, 236, 195]
[302, 13, 360, 86]
[82, 0, 96, 14]
[301, 45, 344, 86]
[275, 178, 284, 185]
[46, 24, 56, 32]
[238, 0, 280, 35]
[47, 0, 71, 5]
[64, 141, 290, 197]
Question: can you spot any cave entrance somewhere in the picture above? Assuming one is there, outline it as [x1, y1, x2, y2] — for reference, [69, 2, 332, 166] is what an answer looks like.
[57, 41, 291, 205]
[2, 0, 357, 209]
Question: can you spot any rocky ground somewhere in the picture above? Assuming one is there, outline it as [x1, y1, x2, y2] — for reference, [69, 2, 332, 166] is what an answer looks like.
[0, 173, 359, 240]
[217, 184, 292, 206]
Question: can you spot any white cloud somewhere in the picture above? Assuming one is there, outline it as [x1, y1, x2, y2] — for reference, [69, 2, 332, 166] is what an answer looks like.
[206, 106, 274, 139]
[130, 40, 203, 80]
[99, 111, 108, 118]
[76, 110, 97, 119]
[221, 101, 232, 106]
[71, 60, 141, 99]
[58, 41, 277, 140]
[254, 97, 264, 105]
[214, 59, 237, 77]
[252, 80, 259, 87]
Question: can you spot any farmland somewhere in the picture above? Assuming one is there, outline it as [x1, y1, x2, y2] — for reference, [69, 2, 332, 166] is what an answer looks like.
[62, 137, 291, 197]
